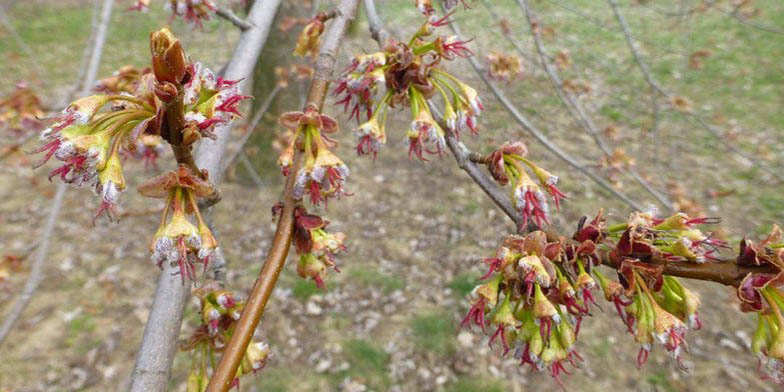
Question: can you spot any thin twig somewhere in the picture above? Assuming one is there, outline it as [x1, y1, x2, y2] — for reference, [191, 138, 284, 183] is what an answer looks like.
[366, 0, 774, 287]
[0, 183, 66, 348]
[220, 84, 282, 173]
[205, 1, 361, 390]
[215, 7, 253, 31]
[0, 4, 48, 85]
[128, 1, 282, 391]
[606, 0, 784, 183]
[238, 151, 265, 187]
[363, 0, 390, 45]
[517, 0, 673, 211]
[707, 0, 784, 35]
[447, 14, 645, 211]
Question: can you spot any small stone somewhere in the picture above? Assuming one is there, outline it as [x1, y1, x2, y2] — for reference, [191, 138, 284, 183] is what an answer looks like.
[306, 301, 323, 316]
[457, 331, 474, 348]
[315, 359, 332, 373]
[435, 375, 448, 385]
[719, 338, 742, 351]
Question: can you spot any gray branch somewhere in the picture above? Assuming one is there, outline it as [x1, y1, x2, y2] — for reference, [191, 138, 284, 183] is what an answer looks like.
[518, 0, 672, 211]
[215, 7, 253, 31]
[0, 183, 66, 348]
[128, 1, 282, 391]
[446, 12, 645, 211]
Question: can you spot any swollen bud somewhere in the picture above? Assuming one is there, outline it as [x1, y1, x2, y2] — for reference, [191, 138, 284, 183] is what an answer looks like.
[150, 28, 187, 85]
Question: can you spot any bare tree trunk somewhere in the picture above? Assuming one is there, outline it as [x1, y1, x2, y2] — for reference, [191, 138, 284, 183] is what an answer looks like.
[128, 1, 282, 391]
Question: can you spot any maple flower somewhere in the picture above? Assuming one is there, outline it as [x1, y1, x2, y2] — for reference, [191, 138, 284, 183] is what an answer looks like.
[291, 207, 347, 287]
[0, 82, 45, 137]
[486, 51, 523, 80]
[335, 15, 485, 158]
[280, 106, 349, 206]
[293, 15, 326, 58]
[140, 166, 220, 282]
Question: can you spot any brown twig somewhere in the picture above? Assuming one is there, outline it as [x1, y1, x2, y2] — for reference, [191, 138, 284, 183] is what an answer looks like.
[204, 1, 361, 390]
[518, 0, 673, 211]
[128, 1, 283, 390]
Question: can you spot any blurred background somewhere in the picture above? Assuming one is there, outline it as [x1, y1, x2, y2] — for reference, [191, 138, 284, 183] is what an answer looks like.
[1, 0, 783, 390]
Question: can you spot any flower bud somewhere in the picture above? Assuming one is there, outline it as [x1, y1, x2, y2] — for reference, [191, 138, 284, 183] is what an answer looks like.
[294, 18, 325, 58]
[475, 273, 503, 306]
[150, 28, 187, 85]
[297, 253, 327, 288]
[533, 284, 558, 322]
[241, 341, 271, 374]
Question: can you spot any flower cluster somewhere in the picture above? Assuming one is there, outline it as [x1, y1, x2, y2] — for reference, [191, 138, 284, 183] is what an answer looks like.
[462, 208, 723, 384]
[139, 166, 220, 281]
[289, 206, 347, 288]
[335, 11, 484, 159]
[593, 211, 715, 368]
[130, 0, 217, 29]
[32, 28, 246, 220]
[599, 262, 698, 370]
[277, 106, 349, 206]
[293, 12, 331, 58]
[485, 141, 566, 228]
[0, 255, 23, 287]
[731, 225, 784, 383]
[608, 211, 727, 264]
[462, 232, 595, 384]
[183, 286, 271, 391]
[485, 52, 523, 81]
[0, 82, 45, 137]
[93, 65, 149, 94]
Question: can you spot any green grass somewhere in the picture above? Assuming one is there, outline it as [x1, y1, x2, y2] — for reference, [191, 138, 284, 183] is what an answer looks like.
[291, 278, 324, 301]
[410, 311, 456, 356]
[448, 273, 479, 298]
[346, 265, 406, 293]
[447, 376, 507, 392]
[341, 339, 390, 388]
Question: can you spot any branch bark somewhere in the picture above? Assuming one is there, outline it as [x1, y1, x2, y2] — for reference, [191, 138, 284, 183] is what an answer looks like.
[0, 0, 113, 350]
[215, 7, 253, 31]
[205, 1, 361, 390]
[128, 1, 282, 391]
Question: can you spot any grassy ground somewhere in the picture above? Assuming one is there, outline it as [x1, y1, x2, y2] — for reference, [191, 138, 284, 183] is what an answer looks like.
[1, 0, 783, 391]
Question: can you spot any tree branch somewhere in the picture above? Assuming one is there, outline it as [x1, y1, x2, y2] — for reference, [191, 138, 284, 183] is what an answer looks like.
[445, 14, 646, 211]
[606, 0, 784, 183]
[0, 183, 66, 348]
[215, 7, 253, 31]
[220, 84, 282, 173]
[128, 1, 282, 390]
[205, 1, 361, 390]
[518, 0, 672, 211]
[359, 1, 781, 289]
